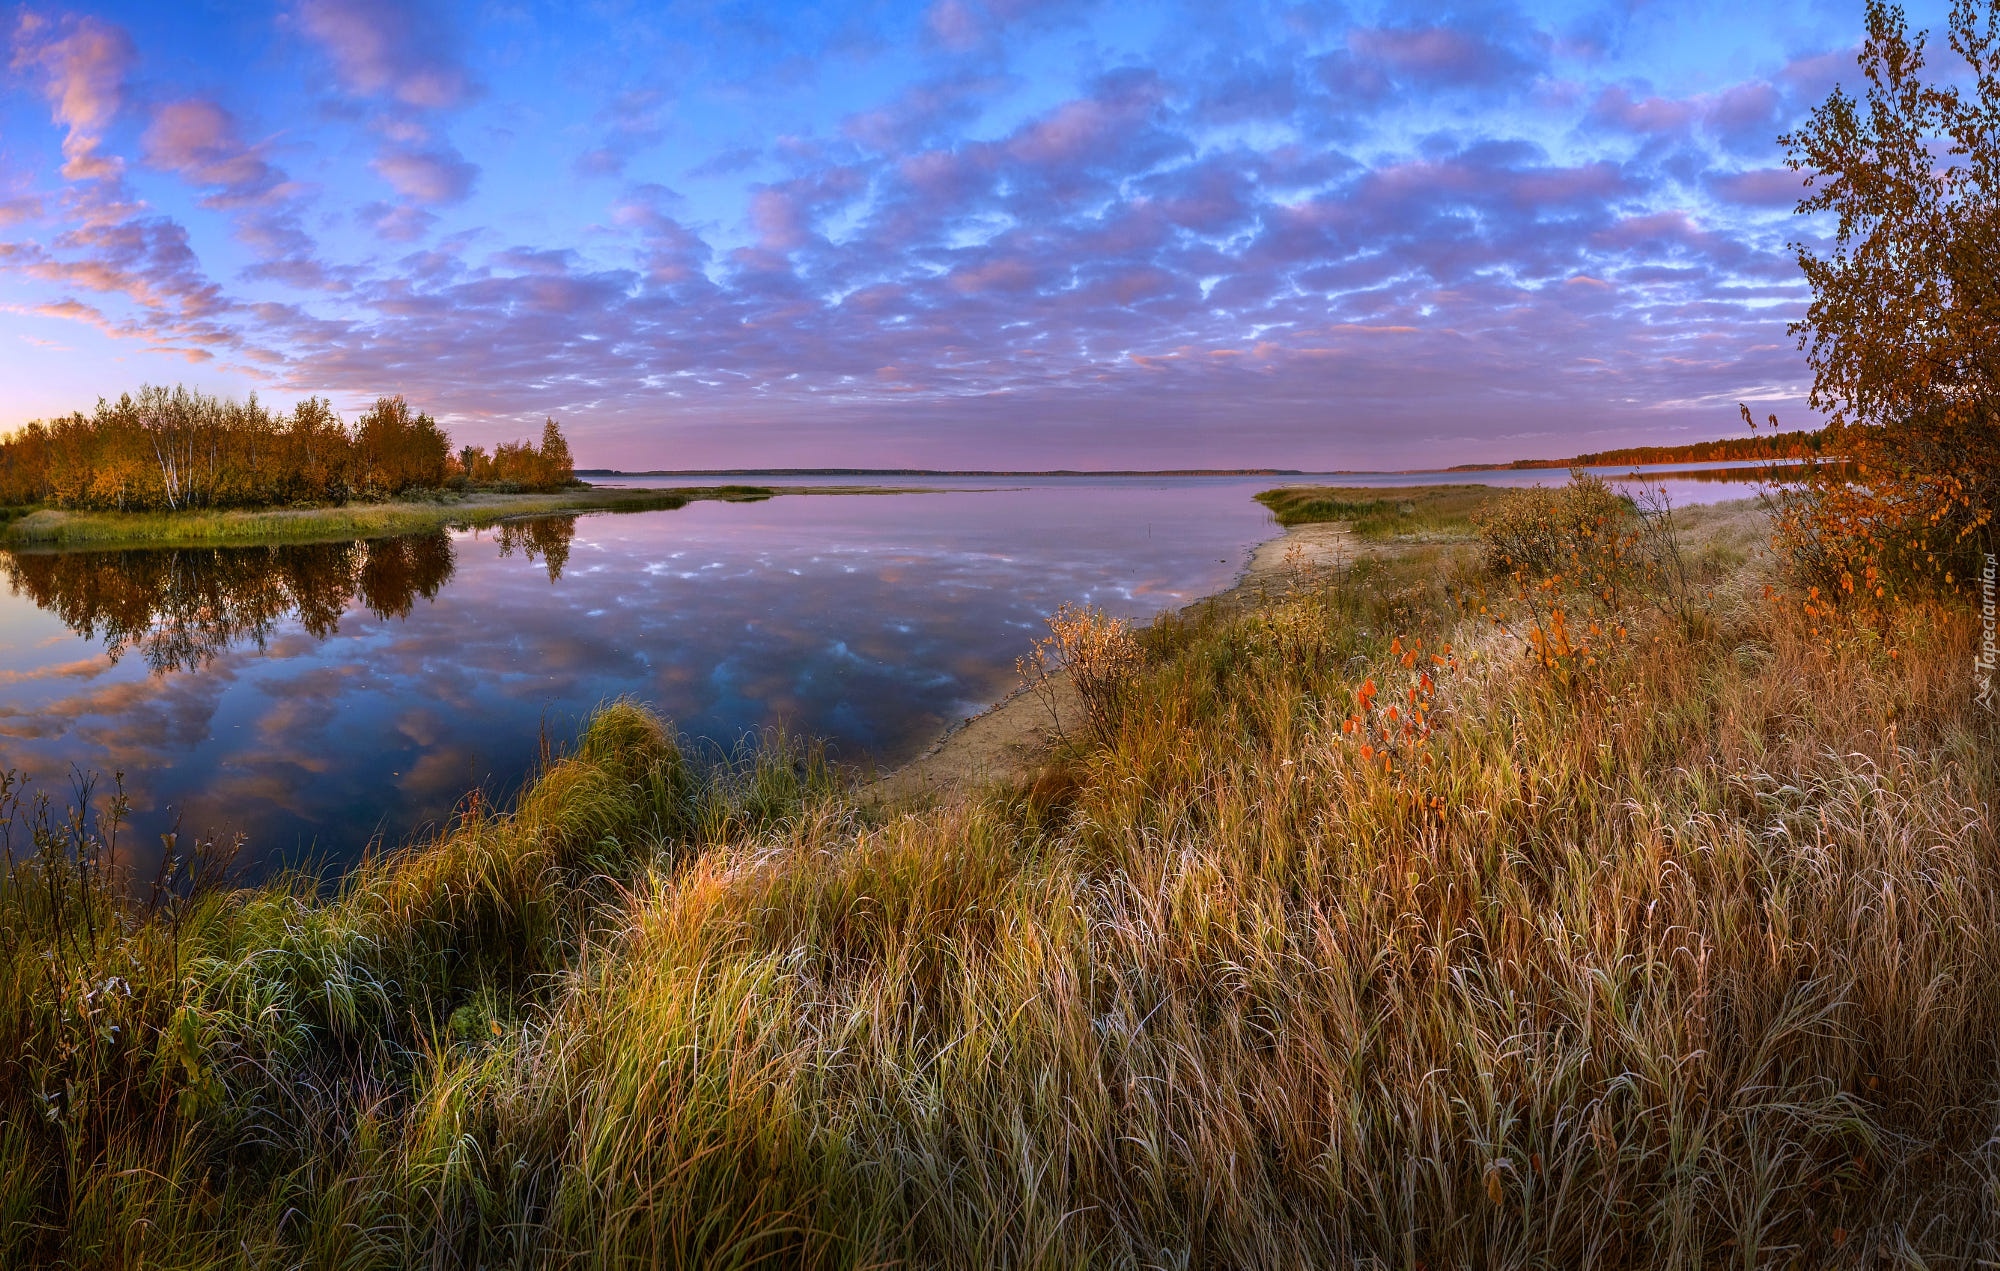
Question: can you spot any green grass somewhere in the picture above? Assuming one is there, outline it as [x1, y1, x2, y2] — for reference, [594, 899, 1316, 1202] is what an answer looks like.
[1255, 482, 1508, 538]
[2, 500, 1996, 1264]
[0, 485, 777, 550]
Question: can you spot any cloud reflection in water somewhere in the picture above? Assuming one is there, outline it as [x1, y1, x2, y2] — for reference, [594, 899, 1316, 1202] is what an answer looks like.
[0, 481, 1281, 877]
[0, 474, 1763, 878]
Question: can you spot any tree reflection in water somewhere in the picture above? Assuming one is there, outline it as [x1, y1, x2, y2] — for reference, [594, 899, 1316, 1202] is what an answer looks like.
[492, 514, 575, 581]
[0, 516, 577, 674]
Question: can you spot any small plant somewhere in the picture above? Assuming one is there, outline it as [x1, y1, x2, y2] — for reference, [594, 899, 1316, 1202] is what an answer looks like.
[1630, 481, 1714, 634]
[1016, 602, 1143, 743]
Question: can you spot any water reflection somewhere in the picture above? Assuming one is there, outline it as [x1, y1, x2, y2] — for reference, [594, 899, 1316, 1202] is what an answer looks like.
[492, 516, 575, 581]
[0, 475, 1766, 880]
[2, 533, 460, 674]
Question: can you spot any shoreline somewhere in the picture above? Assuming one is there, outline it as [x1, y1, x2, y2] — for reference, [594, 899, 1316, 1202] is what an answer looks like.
[871, 492, 1772, 801]
[0, 483, 937, 552]
[872, 519, 1362, 801]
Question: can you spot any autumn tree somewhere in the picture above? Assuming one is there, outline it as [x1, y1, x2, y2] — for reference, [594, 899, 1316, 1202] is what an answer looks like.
[538, 417, 574, 486]
[354, 396, 450, 495]
[282, 397, 355, 504]
[1774, 0, 2000, 590]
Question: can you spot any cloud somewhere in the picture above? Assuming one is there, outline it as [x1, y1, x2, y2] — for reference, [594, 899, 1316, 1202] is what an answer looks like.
[1708, 167, 1806, 208]
[143, 99, 282, 201]
[294, 0, 472, 109]
[355, 200, 431, 242]
[294, 0, 478, 238]
[0, 194, 44, 226]
[1346, 22, 1544, 90]
[10, 11, 135, 183]
[573, 89, 670, 180]
[138, 97, 335, 287]
[371, 145, 477, 204]
[922, 0, 1076, 51]
[685, 145, 763, 180]
[1588, 85, 1696, 136]
[844, 75, 1006, 152]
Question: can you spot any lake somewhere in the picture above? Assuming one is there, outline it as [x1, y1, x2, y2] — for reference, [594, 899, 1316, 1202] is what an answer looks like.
[0, 469, 1765, 878]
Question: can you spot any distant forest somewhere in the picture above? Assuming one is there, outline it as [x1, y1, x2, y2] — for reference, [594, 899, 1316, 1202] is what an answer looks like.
[1462, 428, 1831, 472]
[0, 385, 575, 512]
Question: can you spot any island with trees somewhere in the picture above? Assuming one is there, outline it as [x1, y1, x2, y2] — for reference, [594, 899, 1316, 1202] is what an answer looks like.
[0, 388, 779, 549]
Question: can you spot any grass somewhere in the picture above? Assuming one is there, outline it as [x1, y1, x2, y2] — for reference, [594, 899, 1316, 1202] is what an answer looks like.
[2, 492, 1996, 1264]
[0, 485, 776, 550]
[1255, 482, 1508, 538]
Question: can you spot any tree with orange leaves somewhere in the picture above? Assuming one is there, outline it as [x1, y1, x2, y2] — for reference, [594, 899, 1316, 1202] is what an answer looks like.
[1771, 0, 1999, 593]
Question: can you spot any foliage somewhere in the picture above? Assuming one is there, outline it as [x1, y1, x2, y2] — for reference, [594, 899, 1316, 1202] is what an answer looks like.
[0, 386, 579, 512]
[0, 488, 710, 552]
[1468, 473, 1731, 690]
[353, 396, 451, 495]
[454, 418, 578, 491]
[1470, 470, 1632, 579]
[1769, 0, 2000, 591]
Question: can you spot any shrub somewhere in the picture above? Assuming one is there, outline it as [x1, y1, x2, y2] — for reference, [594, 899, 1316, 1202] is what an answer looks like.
[1471, 470, 1632, 581]
[1016, 602, 1144, 743]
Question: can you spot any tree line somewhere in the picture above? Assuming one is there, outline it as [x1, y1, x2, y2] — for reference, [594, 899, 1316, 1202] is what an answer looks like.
[1476, 428, 1832, 471]
[0, 386, 577, 512]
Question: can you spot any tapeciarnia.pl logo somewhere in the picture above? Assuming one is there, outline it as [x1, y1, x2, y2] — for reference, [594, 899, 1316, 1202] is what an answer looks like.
[1979, 552, 1997, 713]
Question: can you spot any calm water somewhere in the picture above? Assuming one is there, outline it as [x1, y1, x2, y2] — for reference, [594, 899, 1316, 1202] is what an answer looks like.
[0, 471, 1763, 878]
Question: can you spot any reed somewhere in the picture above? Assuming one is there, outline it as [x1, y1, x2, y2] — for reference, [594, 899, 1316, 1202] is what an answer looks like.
[1, 494, 1993, 1265]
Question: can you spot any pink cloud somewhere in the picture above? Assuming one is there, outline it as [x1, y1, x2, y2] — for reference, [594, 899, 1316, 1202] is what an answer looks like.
[925, 0, 985, 51]
[360, 201, 436, 242]
[295, 0, 470, 109]
[0, 194, 44, 227]
[371, 145, 477, 204]
[1347, 24, 1538, 88]
[10, 12, 135, 183]
[1589, 85, 1696, 136]
[947, 256, 1040, 294]
[143, 99, 285, 202]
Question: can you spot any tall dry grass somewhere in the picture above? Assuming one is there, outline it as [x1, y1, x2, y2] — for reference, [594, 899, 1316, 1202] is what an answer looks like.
[1, 493, 1995, 1266]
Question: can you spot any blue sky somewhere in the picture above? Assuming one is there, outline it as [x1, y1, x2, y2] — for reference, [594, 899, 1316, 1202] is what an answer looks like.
[0, 0, 1942, 467]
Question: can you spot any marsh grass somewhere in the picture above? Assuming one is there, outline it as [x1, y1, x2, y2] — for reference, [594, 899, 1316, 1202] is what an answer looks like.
[1255, 483, 1504, 539]
[0, 486, 775, 551]
[2, 498, 1997, 1266]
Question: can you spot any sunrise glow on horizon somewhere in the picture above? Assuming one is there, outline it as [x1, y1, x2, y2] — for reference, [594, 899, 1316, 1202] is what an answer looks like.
[0, 1, 1922, 469]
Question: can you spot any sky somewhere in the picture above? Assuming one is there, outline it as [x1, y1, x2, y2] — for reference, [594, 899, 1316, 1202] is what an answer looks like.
[0, 0, 1941, 469]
